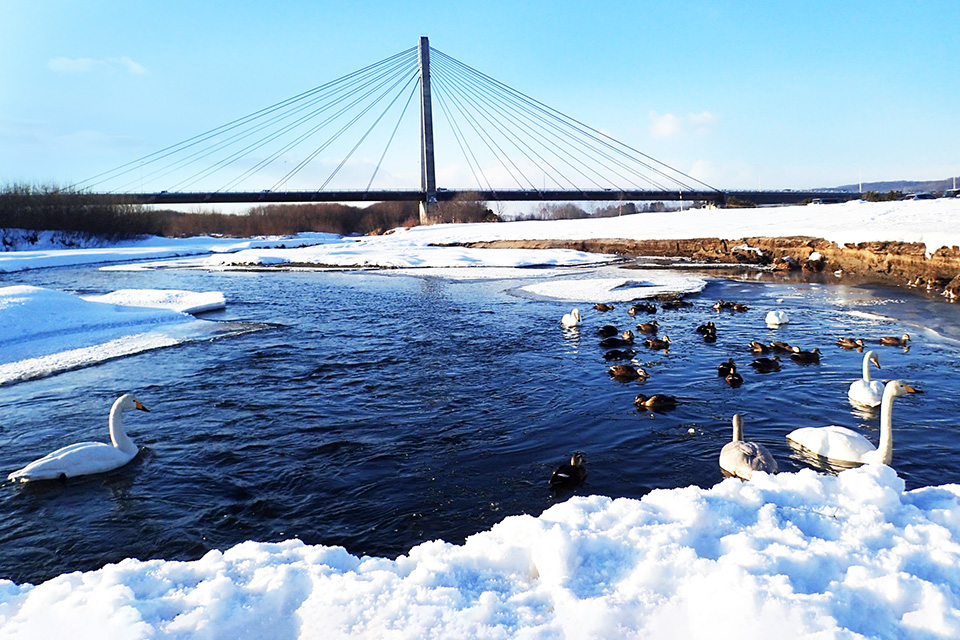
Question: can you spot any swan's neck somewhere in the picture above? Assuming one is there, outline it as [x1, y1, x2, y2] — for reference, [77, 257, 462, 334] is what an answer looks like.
[862, 357, 873, 383]
[874, 386, 896, 464]
[732, 418, 743, 442]
[109, 402, 137, 455]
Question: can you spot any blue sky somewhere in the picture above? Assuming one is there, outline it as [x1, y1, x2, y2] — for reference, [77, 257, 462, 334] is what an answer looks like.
[2, 0, 958, 196]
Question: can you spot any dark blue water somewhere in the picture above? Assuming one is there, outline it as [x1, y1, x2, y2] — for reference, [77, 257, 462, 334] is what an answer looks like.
[2, 263, 960, 585]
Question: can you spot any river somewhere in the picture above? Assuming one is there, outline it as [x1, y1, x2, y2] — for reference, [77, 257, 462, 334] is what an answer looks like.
[2, 262, 959, 585]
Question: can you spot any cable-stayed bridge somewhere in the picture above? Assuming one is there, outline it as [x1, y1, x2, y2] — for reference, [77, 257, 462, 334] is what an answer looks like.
[72, 37, 860, 221]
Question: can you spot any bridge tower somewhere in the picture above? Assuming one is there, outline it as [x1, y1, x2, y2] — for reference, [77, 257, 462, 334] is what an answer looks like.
[418, 36, 437, 224]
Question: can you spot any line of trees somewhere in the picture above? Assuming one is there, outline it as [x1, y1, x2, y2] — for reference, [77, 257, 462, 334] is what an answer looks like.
[0, 184, 505, 239]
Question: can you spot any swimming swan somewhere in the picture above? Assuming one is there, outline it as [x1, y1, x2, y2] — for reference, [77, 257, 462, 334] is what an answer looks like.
[848, 350, 884, 408]
[719, 414, 777, 480]
[8, 394, 150, 482]
[787, 380, 917, 466]
[765, 310, 789, 326]
[560, 308, 581, 328]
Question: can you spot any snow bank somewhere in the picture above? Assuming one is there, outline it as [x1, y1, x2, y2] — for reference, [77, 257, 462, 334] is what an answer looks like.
[0, 232, 341, 273]
[0, 286, 247, 386]
[2, 465, 958, 638]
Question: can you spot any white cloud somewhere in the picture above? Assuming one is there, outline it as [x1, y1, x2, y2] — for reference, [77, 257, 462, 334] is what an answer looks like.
[649, 111, 718, 138]
[649, 112, 683, 138]
[47, 56, 148, 76]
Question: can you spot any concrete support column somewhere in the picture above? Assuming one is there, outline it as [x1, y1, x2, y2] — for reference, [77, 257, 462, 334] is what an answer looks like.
[418, 36, 437, 224]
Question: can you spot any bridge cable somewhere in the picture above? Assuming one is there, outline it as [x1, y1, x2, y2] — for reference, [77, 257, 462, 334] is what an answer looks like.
[434, 64, 572, 193]
[170, 55, 419, 192]
[432, 49, 674, 192]
[106, 49, 419, 193]
[319, 69, 421, 191]
[74, 47, 417, 191]
[435, 52, 659, 191]
[433, 58, 601, 192]
[274, 65, 420, 191]
[433, 47, 719, 193]
[365, 78, 419, 194]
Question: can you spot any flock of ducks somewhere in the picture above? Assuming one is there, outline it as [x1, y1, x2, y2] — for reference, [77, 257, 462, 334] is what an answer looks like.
[552, 297, 922, 488]
[7, 300, 919, 489]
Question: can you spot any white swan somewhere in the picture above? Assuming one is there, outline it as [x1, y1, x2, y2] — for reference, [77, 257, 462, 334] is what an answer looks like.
[765, 309, 790, 326]
[8, 394, 150, 482]
[560, 308, 581, 328]
[719, 414, 778, 480]
[848, 350, 884, 408]
[787, 380, 917, 466]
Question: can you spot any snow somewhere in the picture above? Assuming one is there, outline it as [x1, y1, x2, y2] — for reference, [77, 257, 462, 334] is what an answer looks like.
[3, 199, 960, 638]
[0, 231, 341, 273]
[82, 289, 226, 314]
[1, 466, 959, 638]
[0, 286, 244, 386]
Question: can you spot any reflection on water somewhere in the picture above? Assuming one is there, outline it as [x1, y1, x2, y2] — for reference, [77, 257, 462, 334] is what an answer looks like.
[1, 264, 960, 585]
[787, 440, 868, 475]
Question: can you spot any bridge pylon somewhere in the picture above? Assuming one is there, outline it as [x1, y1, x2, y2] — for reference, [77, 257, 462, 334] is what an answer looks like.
[418, 36, 437, 224]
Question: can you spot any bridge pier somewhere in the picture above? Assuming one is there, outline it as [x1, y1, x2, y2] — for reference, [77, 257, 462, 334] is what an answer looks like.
[418, 36, 438, 224]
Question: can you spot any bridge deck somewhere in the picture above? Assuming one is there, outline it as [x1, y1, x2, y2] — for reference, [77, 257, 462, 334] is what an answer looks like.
[84, 189, 861, 206]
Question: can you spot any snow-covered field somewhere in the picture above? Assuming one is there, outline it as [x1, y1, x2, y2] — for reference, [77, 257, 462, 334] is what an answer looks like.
[2, 199, 960, 638]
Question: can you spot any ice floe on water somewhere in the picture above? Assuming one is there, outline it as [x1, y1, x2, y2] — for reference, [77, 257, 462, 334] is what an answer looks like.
[82, 289, 227, 314]
[204, 241, 611, 270]
[520, 272, 708, 302]
[0, 286, 253, 386]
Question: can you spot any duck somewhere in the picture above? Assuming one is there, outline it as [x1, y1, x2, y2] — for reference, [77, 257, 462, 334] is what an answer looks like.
[602, 348, 636, 361]
[880, 333, 910, 347]
[594, 303, 615, 312]
[702, 327, 717, 343]
[634, 393, 677, 411]
[749, 341, 770, 354]
[719, 414, 778, 480]
[749, 356, 781, 373]
[731, 303, 749, 312]
[636, 320, 659, 334]
[790, 347, 821, 364]
[786, 380, 919, 466]
[769, 341, 794, 354]
[596, 325, 619, 338]
[717, 358, 736, 377]
[608, 365, 649, 380]
[836, 337, 865, 350]
[600, 330, 635, 348]
[765, 309, 789, 326]
[725, 370, 744, 387]
[848, 350, 884, 408]
[628, 302, 656, 315]
[695, 321, 716, 335]
[644, 335, 670, 351]
[560, 308, 581, 328]
[550, 452, 587, 490]
[660, 299, 692, 309]
[8, 394, 150, 482]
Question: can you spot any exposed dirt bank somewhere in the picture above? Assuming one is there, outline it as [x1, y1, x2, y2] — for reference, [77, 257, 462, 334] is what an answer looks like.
[445, 236, 960, 299]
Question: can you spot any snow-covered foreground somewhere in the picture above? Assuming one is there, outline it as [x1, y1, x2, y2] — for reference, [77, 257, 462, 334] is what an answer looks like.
[3, 199, 960, 638]
[2, 465, 958, 638]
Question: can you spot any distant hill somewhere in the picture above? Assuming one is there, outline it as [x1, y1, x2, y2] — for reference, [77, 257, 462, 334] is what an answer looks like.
[834, 177, 959, 194]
